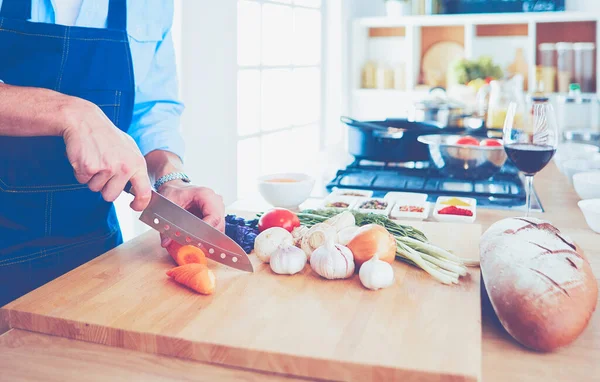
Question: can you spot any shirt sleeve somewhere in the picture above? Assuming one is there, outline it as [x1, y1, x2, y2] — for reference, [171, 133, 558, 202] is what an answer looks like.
[127, 12, 185, 161]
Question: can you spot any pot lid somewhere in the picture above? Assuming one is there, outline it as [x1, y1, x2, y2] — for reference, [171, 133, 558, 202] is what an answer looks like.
[415, 87, 464, 109]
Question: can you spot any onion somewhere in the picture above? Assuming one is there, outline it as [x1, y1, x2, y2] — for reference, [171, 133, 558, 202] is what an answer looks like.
[346, 224, 396, 268]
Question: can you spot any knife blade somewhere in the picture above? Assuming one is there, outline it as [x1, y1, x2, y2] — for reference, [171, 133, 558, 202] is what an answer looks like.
[125, 183, 253, 273]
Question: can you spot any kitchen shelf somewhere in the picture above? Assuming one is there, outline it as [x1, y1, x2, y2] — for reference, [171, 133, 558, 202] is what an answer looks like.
[347, 11, 600, 120]
[355, 11, 598, 28]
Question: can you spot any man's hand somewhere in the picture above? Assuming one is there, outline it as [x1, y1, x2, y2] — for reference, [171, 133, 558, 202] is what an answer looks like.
[62, 99, 152, 211]
[158, 180, 225, 248]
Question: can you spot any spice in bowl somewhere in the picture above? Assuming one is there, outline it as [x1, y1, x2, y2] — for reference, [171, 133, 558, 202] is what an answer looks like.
[440, 197, 471, 207]
[342, 192, 368, 197]
[359, 199, 388, 210]
[438, 205, 473, 217]
[326, 201, 350, 208]
[398, 205, 425, 213]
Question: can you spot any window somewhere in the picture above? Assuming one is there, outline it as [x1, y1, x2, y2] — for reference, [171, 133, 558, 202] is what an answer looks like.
[236, 0, 324, 198]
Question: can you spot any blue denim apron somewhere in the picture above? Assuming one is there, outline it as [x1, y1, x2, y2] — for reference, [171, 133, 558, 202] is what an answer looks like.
[0, 0, 134, 306]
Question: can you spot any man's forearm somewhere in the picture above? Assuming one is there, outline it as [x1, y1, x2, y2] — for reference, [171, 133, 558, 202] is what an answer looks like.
[0, 83, 78, 137]
[145, 149, 185, 186]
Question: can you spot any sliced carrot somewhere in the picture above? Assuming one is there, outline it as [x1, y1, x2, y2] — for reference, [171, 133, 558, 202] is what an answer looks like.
[166, 264, 216, 295]
[166, 242, 207, 266]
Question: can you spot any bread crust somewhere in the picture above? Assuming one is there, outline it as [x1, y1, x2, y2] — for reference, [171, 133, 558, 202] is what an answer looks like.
[480, 217, 598, 352]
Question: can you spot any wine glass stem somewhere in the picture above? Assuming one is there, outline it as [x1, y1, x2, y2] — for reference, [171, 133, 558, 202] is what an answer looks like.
[525, 175, 534, 217]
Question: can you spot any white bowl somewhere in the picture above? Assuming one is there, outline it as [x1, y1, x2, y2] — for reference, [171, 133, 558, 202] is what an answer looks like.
[257, 173, 315, 209]
[563, 158, 600, 184]
[573, 171, 600, 200]
[555, 143, 599, 174]
[578, 199, 600, 234]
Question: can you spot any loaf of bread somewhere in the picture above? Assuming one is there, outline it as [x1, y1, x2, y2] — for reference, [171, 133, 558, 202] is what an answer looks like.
[480, 217, 598, 352]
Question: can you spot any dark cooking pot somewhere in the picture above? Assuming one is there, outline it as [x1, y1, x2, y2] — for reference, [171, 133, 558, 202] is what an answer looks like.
[341, 116, 469, 162]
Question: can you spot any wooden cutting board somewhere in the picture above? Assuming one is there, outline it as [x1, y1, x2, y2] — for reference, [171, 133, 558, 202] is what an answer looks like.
[1, 217, 482, 382]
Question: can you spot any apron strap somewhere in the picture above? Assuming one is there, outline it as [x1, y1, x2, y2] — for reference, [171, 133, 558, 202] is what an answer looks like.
[0, 0, 32, 20]
[107, 0, 127, 30]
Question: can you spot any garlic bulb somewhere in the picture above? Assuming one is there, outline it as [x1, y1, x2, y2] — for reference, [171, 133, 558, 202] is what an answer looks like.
[254, 227, 294, 263]
[337, 225, 359, 246]
[359, 254, 395, 290]
[270, 245, 307, 275]
[310, 238, 355, 280]
[324, 211, 356, 232]
[291, 225, 309, 248]
[301, 223, 337, 258]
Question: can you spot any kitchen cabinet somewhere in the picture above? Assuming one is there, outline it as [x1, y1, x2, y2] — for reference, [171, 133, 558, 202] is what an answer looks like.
[348, 11, 599, 120]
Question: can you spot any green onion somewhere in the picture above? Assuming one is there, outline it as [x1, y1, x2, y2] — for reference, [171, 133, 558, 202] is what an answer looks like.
[257, 209, 478, 284]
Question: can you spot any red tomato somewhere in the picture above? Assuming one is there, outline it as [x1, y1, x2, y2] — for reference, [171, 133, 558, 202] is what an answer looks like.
[258, 208, 300, 233]
[455, 136, 479, 146]
[479, 139, 503, 147]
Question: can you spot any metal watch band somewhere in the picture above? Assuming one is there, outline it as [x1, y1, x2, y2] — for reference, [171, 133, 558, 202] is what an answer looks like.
[154, 172, 191, 190]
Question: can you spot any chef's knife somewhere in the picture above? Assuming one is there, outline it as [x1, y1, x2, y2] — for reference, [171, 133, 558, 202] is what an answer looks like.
[125, 183, 253, 272]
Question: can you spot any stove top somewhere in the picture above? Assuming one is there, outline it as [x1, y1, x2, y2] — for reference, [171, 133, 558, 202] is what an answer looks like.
[326, 160, 542, 211]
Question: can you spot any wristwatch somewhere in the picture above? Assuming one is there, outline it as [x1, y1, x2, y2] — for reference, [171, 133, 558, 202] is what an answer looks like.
[154, 172, 191, 190]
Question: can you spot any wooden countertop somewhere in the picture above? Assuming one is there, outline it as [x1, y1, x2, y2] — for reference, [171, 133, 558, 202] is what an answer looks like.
[2, 163, 599, 382]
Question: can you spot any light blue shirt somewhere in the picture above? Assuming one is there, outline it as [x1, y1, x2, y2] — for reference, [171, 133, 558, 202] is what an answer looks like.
[0, 0, 185, 160]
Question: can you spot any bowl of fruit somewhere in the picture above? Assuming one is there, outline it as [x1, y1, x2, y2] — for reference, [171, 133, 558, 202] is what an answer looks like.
[417, 134, 507, 180]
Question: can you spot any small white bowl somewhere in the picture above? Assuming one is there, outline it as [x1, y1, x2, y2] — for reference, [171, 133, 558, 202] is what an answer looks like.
[433, 196, 477, 224]
[257, 173, 315, 209]
[563, 158, 600, 184]
[389, 200, 430, 221]
[573, 171, 600, 200]
[578, 199, 600, 234]
[555, 143, 599, 174]
[331, 188, 373, 198]
[321, 195, 357, 210]
[352, 197, 393, 216]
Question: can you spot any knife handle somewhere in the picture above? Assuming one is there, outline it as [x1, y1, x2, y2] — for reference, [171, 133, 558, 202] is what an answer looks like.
[124, 181, 134, 195]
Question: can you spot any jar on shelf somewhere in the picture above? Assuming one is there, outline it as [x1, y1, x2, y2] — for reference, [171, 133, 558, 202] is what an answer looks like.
[377, 65, 395, 89]
[556, 42, 574, 93]
[538, 43, 556, 93]
[573, 43, 596, 93]
[361, 61, 377, 89]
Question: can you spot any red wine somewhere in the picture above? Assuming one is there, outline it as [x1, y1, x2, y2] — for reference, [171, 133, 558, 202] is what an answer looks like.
[505, 143, 556, 175]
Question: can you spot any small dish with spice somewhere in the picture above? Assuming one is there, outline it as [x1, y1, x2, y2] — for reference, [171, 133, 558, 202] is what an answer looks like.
[433, 196, 477, 223]
[331, 188, 374, 198]
[390, 200, 430, 221]
[322, 195, 357, 210]
[353, 197, 393, 216]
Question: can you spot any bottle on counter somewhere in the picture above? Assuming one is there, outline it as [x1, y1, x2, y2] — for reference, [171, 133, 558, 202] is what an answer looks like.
[556, 83, 597, 137]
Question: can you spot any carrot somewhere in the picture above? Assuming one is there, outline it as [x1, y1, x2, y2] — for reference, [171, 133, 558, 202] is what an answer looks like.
[166, 264, 216, 295]
[167, 242, 207, 266]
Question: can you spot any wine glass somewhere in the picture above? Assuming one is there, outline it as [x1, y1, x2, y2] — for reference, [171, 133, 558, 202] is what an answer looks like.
[503, 99, 559, 217]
